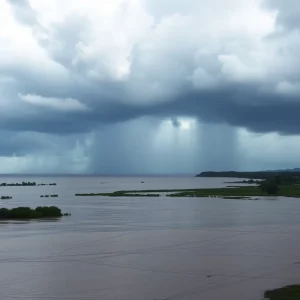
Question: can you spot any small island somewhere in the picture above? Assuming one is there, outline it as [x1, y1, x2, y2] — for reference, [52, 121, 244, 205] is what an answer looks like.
[0, 206, 70, 220]
[76, 192, 160, 197]
[40, 195, 58, 198]
[1, 196, 12, 200]
[0, 182, 57, 187]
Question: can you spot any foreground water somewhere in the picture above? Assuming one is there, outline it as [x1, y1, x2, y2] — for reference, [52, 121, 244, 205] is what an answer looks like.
[1, 176, 300, 300]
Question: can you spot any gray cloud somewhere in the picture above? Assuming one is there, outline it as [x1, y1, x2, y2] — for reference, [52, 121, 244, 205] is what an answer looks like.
[1, 0, 300, 173]
[2, 0, 298, 133]
[7, 0, 37, 26]
[170, 118, 182, 128]
[264, 0, 300, 30]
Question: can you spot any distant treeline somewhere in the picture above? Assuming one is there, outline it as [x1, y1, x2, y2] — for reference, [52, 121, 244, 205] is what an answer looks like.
[0, 182, 57, 187]
[196, 171, 300, 181]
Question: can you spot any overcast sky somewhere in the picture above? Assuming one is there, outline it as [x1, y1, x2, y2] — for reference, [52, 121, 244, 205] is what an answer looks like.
[0, 0, 300, 174]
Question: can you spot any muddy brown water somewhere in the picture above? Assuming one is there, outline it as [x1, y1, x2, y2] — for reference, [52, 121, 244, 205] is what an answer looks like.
[1, 176, 300, 300]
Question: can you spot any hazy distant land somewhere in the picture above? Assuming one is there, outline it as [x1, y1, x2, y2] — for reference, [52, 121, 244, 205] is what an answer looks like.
[196, 169, 300, 178]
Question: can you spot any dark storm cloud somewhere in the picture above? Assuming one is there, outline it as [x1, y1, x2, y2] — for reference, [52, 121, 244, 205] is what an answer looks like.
[170, 118, 182, 128]
[148, 88, 300, 135]
[0, 131, 41, 156]
[0, 129, 80, 156]
[2, 82, 300, 136]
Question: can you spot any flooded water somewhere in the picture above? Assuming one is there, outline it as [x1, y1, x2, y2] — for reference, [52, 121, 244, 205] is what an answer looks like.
[1, 176, 300, 300]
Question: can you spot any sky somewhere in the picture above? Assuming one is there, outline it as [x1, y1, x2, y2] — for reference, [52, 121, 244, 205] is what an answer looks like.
[1, 0, 300, 174]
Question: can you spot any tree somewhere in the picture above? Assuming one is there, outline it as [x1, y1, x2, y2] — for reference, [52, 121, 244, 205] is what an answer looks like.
[273, 175, 281, 185]
[260, 181, 279, 195]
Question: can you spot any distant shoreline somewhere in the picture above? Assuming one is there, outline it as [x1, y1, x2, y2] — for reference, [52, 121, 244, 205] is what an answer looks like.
[196, 170, 300, 179]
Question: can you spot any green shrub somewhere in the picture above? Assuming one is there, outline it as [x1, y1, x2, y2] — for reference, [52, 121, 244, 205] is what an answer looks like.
[260, 179, 279, 195]
[0, 208, 10, 218]
[0, 206, 66, 219]
[265, 285, 300, 300]
[35, 206, 62, 217]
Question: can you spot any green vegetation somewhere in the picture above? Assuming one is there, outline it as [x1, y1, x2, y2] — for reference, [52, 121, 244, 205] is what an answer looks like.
[264, 285, 300, 300]
[1, 196, 12, 200]
[0, 181, 37, 187]
[167, 180, 299, 197]
[75, 179, 300, 198]
[0, 206, 70, 219]
[0, 182, 57, 187]
[75, 185, 299, 198]
[166, 186, 271, 197]
[75, 174, 300, 199]
[222, 196, 258, 200]
[76, 192, 160, 197]
[260, 180, 279, 195]
[225, 179, 261, 184]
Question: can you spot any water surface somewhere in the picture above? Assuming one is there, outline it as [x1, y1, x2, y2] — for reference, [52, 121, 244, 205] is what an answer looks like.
[1, 176, 300, 300]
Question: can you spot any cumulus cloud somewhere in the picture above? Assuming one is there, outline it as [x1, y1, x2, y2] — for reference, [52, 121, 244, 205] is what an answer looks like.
[1, 0, 300, 173]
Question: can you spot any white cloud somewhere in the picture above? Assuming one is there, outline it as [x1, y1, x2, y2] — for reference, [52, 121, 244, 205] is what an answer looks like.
[218, 54, 266, 83]
[19, 94, 88, 111]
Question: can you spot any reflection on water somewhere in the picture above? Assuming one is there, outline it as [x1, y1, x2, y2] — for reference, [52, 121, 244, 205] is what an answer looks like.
[1, 176, 300, 300]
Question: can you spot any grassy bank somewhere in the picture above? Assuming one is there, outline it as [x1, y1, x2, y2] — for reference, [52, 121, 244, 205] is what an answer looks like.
[264, 285, 300, 300]
[74, 184, 300, 198]
[167, 185, 300, 198]
[76, 192, 160, 197]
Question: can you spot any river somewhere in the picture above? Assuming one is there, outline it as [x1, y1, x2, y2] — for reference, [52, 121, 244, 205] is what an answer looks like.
[1, 175, 300, 299]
